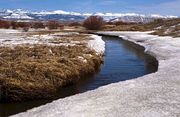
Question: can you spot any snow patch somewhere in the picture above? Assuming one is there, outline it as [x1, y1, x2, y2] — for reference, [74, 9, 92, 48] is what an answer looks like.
[0, 29, 22, 33]
[0, 31, 80, 47]
[77, 56, 87, 63]
[88, 35, 105, 55]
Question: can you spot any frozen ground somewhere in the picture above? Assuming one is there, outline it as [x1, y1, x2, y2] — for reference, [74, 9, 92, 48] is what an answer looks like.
[0, 29, 78, 47]
[12, 31, 180, 117]
[88, 35, 105, 55]
[0, 29, 105, 54]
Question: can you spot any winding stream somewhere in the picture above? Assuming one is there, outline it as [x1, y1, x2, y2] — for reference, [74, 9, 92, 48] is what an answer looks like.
[0, 36, 158, 117]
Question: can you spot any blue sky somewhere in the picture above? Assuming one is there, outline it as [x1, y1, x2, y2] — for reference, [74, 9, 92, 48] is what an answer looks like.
[0, 0, 180, 16]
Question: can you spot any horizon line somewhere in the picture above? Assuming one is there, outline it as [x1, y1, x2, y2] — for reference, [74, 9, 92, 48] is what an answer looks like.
[0, 8, 179, 17]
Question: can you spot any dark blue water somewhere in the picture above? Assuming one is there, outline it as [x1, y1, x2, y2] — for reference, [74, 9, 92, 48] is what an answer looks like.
[0, 36, 158, 117]
[75, 36, 157, 92]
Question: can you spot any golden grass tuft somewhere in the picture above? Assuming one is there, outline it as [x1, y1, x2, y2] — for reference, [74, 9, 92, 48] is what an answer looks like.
[0, 44, 102, 102]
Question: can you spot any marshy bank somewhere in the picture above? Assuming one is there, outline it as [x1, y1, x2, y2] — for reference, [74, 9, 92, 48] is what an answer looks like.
[0, 45, 103, 102]
[0, 30, 105, 102]
[0, 30, 105, 117]
[1, 35, 158, 117]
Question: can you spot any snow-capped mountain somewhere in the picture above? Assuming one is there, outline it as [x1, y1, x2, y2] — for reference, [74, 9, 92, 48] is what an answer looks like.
[0, 9, 33, 19]
[91, 13, 178, 23]
[0, 9, 178, 23]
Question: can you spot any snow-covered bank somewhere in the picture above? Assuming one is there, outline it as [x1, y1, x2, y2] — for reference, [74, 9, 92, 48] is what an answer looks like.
[0, 29, 22, 33]
[0, 30, 81, 47]
[88, 35, 105, 55]
[12, 31, 180, 117]
[98, 31, 180, 60]
[0, 30, 105, 50]
[0, 29, 105, 104]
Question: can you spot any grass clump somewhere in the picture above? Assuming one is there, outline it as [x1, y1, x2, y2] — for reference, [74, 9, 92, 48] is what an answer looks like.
[0, 45, 102, 102]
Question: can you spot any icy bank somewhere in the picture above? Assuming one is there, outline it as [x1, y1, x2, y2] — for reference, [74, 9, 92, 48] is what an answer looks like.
[12, 31, 180, 117]
[88, 35, 105, 55]
[0, 30, 93, 47]
[0, 29, 22, 33]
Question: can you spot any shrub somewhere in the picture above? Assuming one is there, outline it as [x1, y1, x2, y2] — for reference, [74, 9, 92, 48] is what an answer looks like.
[47, 20, 60, 30]
[23, 27, 29, 32]
[68, 22, 81, 26]
[83, 16, 104, 30]
[106, 22, 114, 25]
[114, 21, 127, 25]
[32, 22, 45, 29]
[114, 21, 136, 26]
[147, 19, 164, 28]
[153, 19, 164, 24]
[16, 22, 30, 28]
[11, 21, 18, 29]
[0, 20, 10, 29]
[16, 22, 30, 32]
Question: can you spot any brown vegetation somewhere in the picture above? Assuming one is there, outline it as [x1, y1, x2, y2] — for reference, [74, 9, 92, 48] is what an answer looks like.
[113, 21, 137, 26]
[0, 33, 102, 102]
[103, 18, 180, 37]
[83, 16, 104, 30]
[103, 21, 147, 31]
[0, 20, 31, 31]
[68, 22, 82, 26]
[47, 20, 64, 30]
[0, 20, 65, 31]
[0, 20, 11, 29]
[151, 18, 180, 37]
[32, 22, 45, 29]
[11, 21, 17, 29]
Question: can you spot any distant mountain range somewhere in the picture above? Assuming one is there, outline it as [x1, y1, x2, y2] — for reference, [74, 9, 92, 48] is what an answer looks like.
[0, 9, 178, 23]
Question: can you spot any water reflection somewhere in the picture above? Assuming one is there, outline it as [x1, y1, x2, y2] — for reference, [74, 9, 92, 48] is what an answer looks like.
[120, 37, 158, 73]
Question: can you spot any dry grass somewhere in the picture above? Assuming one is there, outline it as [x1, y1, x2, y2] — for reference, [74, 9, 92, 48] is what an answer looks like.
[103, 23, 151, 31]
[151, 18, 180, 37]
[26, 30, 64, 36]
[0, 33, 103, 102]
[103, 18, 180, 37]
